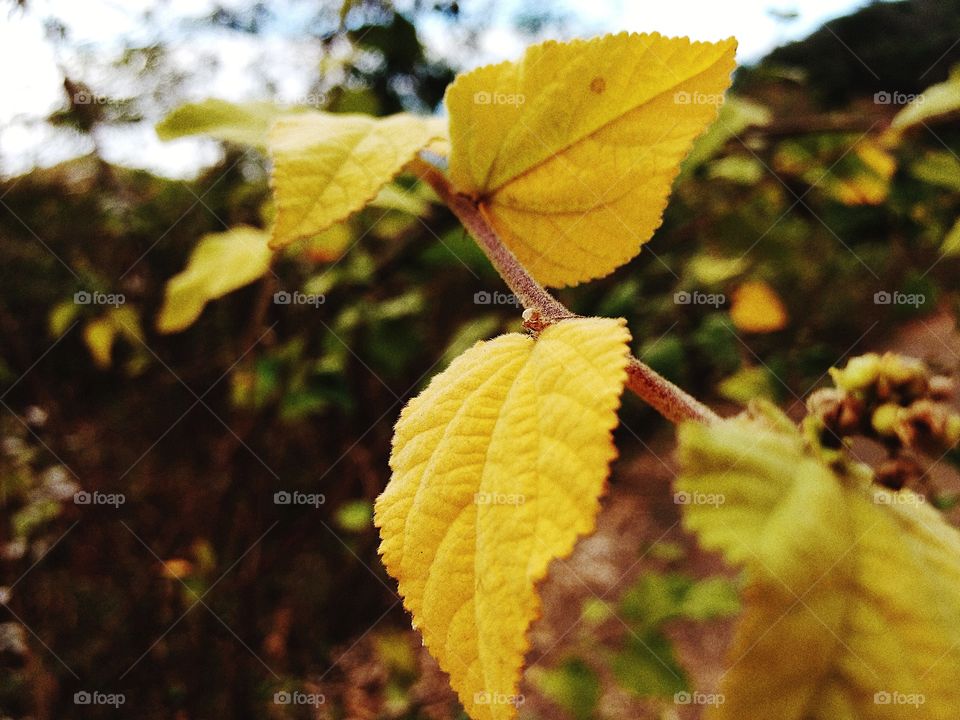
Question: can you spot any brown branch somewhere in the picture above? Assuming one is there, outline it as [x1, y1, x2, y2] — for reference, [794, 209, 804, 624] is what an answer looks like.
[411, 158, 571, 322]
[625, 357, 719, 425]
[741, 113, 884, 138]
[411, 155, 720, 426]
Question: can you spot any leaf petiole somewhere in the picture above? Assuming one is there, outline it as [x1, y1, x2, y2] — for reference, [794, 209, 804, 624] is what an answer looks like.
[411, 153, 719, 426]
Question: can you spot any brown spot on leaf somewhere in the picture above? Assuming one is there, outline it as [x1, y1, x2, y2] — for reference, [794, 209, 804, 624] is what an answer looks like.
[589, 76, 606, 94]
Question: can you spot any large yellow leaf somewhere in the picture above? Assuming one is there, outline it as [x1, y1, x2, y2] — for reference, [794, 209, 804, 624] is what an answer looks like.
[446, 32, 737, 287]
[269, 112, 446, 249]
[677, 405, 960, 719]
[156, 227, 272, 333]
[375, 317, 630, 720]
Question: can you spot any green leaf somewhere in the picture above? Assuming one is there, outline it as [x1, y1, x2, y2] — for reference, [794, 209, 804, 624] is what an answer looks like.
[678, 576, 740, 620]
[438, 315, 502, 370]
[156, 226, 273, 333]
[687, 254, 747, 286]
[610, 633, 687, 698]
[677, 404, 960, 719]
[83, 306, 144, 369]
[619, 571, 739, 629]
[681, 97, 771, 175]
[909, 151, 960, 192]
[530, 659, 601, 720]
[156, 99, 288, 148]
[892, 65, 960, 128]
[941, 217, 960, 258]
[717, 366, 777, 404]
[335, 500, 374, 532]
[707, 155, 765, 184]
[48, 300, 79, 336]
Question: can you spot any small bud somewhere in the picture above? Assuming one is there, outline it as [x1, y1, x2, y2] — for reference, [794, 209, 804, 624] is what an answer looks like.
[871, 403, 901, 437]
[829, 353, 881, 393]
[837, 395, 865, 435]
[929, 375, 955, 401]
[806, 388, 844, 424]
[806, 388, 864, 437]
[521, 308, 548, 333]
[947, 416, 960, 447]
[902, 399, 945, 439]
[879, 353, 929, 400]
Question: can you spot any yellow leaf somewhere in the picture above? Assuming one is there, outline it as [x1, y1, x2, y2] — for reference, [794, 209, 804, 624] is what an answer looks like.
[161, 558, 194, 579]
[156, 99, 287, 148]
[942, 217, 960, 257]
[773, 137, 895, 206]
[677, 407, 960, 720]
[375, 317, 630, 720]
[730, 280, 788, 333]
[832, 142, 896, 205]
[83, 318, 117, 369]
[717, 366, 776, 403]
[892, 66, 960, 129]
[82, 306, 144, 368]
[369, 182, 432, 216]
[446, 32, 737, 287]
[48, 300, 79, 336]
[285, 222, 355, 263]
[156, 226, 272, 333]
[269, 112, 445, 249]
[910, 151, 960, 192]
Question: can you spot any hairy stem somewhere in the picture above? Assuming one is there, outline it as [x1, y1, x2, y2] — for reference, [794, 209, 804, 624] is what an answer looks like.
[412, 155, 720, 426]
[624, 357, 719, 425]
[413, 159, 571, 321]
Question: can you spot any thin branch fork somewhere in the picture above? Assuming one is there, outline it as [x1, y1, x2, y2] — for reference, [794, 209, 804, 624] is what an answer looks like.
[410, 155, 720, 426]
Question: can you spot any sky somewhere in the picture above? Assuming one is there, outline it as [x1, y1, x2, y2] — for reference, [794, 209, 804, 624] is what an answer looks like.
[0, 0, 878, 178]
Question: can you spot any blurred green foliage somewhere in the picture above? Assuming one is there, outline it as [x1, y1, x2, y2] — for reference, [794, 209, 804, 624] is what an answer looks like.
[2, 0, 960, 718]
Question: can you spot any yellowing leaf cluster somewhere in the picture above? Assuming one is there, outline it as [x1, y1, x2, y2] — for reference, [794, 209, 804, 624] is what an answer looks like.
[677, 406, 960, 720]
